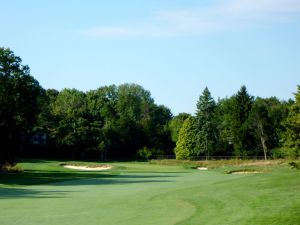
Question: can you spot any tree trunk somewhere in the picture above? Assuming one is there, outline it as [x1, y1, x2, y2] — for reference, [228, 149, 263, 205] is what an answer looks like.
[258, 123, 267, 160]
[205, 137, 209, 160]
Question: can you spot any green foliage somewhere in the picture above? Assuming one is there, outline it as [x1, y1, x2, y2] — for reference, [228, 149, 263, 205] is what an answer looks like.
[137, 147, 153, 160]
[289, 161, 300, 170]
[217, 86, 254, 156]
[87, 85, 118, 122]
[51, 89, 89, 150]
[168, 113, 190, 143]
[281, 85, 300, 156]
[1, 47, 298, 162]
[36, 89, 59, 132]
[247, 97, 289, 159]
[232, 86, 254, 154]
[271, 148, 285, 159]
[272, 147, 299, 159]
[35, 82, 174, 159]
[195, 87, 217, 158]
[0, 48, 44, 166]
[175, 117, 197, 159]
[146, 104, 174, 152]
[247, 98, 272, 159]
[86, 85, 117, 159]
[215, 97, 236, 155]
[0, 162, 23, 173]
[117, 83, 154, 121]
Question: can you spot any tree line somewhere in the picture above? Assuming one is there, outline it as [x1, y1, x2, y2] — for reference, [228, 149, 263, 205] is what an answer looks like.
[175, 86, 299, 160]
[0, 48, 299, 168]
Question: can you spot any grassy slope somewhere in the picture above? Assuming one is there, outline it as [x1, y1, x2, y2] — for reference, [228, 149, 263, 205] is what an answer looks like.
[0, 160, 299, 225]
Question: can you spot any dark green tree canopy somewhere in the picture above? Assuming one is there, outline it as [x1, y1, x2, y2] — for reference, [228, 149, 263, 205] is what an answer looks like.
[0, 48, 44, 166]
[51, 89, 88, 148]
[195, 87, 217, 158]
[247, 97, 289, 159]
[234, 85, 254, 124]
[196, 87, 216, 118]
[117, 83, 154, 121]
[282, 85, 300, 154]
[169, 113, 191, 143]
[1, 47, 298, 162]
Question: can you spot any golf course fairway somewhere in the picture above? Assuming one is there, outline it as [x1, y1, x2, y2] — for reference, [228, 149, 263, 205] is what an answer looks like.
[0, 160, 299, 225]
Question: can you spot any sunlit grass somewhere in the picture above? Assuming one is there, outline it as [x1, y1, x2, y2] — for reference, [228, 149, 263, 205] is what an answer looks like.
[0, 159, 299, 225]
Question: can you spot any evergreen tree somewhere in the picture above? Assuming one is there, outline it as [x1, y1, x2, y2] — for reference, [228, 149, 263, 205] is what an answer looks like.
[175, 117, 197, 160]
[216, 97, 236, 156]
[195, 87, 217, 159]
[232, 86, 254, 156]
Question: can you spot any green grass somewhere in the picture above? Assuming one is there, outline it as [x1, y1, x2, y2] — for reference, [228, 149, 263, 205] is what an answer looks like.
[0, 159, 299, 225]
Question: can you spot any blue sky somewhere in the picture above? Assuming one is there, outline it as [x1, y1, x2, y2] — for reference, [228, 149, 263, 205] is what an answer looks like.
[1, 0, 300, 115]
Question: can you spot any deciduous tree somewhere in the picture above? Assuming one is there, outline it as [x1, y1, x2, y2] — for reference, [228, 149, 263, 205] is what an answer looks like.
[169, 113, 190, 143]
[281, 86, 300, 157]
[0, 48, 43, 167]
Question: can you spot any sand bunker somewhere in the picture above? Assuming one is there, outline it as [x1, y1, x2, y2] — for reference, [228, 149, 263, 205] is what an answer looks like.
[229, 170, 262, 174]
[63, 165, 112, 171]
[197, 167, 208, 170]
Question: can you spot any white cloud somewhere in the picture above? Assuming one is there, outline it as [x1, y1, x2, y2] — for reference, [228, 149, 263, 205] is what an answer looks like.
[81, 0, 300, 38]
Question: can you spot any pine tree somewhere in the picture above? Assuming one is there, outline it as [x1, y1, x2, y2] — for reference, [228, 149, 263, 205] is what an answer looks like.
[195, 87, 217, 159]
[232, 86, 254, 156]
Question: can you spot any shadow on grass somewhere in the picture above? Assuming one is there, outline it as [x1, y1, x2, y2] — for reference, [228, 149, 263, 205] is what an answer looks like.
[0, 187, 77, 199]
[0, 170, 115, 186]
[0, 169, 175, 199]
[1, 170, 176, 185]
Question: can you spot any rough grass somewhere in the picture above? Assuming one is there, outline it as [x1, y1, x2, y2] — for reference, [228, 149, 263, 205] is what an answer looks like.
[150, 158, 285, 168]
[0, 162, 24, 173]
[0, 159, 299, 225]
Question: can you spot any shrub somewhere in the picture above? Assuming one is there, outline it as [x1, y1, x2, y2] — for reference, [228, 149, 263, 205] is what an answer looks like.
[272, 147, 299, 159]
[0, 162, 23, 173]
[272, 148, 286, 159]
[289, 161, 300, 170]
[137, 147, 153, 160]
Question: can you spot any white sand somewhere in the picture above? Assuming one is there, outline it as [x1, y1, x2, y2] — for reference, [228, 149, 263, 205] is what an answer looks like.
[231, 171, 262, 174]
[63, 165, 112, 171]
[197, 167, 208, 170]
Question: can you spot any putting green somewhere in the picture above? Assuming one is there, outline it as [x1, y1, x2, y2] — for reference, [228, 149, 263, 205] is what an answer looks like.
[0, 160, 299, 225]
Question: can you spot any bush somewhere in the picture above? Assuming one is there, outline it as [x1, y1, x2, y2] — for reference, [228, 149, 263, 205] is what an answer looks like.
[272, 148, 286, 159]
[0, 162, 23, 173]
[137, 147, 153, 160]
[289, 161, 300, 170]
[272, 147, 299, 159]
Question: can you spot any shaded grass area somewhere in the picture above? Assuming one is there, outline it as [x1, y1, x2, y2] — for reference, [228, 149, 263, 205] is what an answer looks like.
[0, 160, 117, 186]
[0, 187, 75, 199]
[0, 160, 178, 187]
[0, 170, 115, 186]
